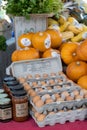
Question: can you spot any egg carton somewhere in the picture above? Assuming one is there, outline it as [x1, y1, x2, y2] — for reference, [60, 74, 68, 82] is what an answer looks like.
[30, 107, 87, 127]
[30, 94, 87, 113]
[9, 57, 62, 78]
[28, 80, 81, 95]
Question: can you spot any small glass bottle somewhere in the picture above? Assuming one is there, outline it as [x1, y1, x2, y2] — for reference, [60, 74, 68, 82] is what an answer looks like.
[12, 90, 29, 122]
[0, 98, 12, 122]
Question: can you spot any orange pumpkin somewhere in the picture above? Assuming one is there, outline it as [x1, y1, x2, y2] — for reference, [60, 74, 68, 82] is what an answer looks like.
[32, 32, 51, 52]
[42, 48, 60, 58]
[18, 32, 34, 48]
[45, 29, 62, 49]
[61, 42, 79, 65]
[66, 61, 87, 82]
[77, 40, 87, 61]
[11, 47, 40, 62]
[77, 75, 87, 90]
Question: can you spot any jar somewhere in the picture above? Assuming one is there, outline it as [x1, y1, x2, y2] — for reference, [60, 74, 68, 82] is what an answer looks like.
[12, 90, 29, 122]
[3, 80, 19, 95]
[0, 98, 12, 122]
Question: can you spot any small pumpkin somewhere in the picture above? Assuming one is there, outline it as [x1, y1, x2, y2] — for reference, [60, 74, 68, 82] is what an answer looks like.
[77, 75, 87, 90]
[45, 29, 62, 49]
[32, 32, 51, 52]
[76, 39, 87, 61]
[61, 42, 79, 65]
[11, 47, 40, 62]
[42, 48, 60, 58]
[18, 32, 34, 48]
[66, 61, 87, 82]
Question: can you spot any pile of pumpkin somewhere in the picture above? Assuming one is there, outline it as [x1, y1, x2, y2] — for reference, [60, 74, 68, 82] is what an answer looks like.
[60, 39, 87, 90]
[11, 29, 62, 61]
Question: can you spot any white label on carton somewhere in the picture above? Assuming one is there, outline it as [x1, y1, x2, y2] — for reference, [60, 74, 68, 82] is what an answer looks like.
[16, 102, 28, 117]
[21, 38, 31, 46]
[44, 35, 51, 49]
[0, 108, 12, 120]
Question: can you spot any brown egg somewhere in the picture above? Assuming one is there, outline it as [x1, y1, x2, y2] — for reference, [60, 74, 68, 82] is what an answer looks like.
[56, 79, 63, 84]
[34, 112, 41, 118]
[24, 84, 31, 91]
[73, 90, 79, 96]
[32, 95, 41, 103]
[84, 94, 87, 98]
[35, 74, 41, 79]
[43, 73, 49, 78]
[45, 98, 53, 104]
[75, 95, 83, 100]
[35, 99, 44, 107]
[54, 93, 60, 99]
[27, 74, 33, 79]
[80, 89, 87, 96]
[47, 86, 52, 90]
[61, 91, 69, 99]
[31, 107, 36, 112]
[48, 111, 55, 115]
[54, 85, 61, 89]
[18, 77, 26, 84]
[32, 81, 38, 86]
[40, 81, 47, 86]
[28, 89, 37, 97]
[42, 94, 51, 100]
[49, 79, 55, 85]
[38, 88, 44, 92]
[50, 72, 56, 77]
[56, 97, 64, 102]
[36, 114, 46, 122]
[66, 96, 74, 101]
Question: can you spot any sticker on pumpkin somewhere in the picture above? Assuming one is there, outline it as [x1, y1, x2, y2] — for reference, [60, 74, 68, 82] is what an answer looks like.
[51, 51, 59, 57]
[44, 36, 51, 49]
[82, 32, 87, 39]
[21, 38, 31, 47]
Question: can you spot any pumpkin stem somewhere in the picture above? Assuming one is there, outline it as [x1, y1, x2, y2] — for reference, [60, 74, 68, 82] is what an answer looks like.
[76, 61, 80, 65]
[72, 52, 76, 56]
[39, 32, 43, 36]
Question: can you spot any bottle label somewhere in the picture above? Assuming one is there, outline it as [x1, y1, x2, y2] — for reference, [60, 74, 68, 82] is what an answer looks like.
[21, 38, 31, 47]
[0, 108, 12, 120]
[15, 102, 28, 117]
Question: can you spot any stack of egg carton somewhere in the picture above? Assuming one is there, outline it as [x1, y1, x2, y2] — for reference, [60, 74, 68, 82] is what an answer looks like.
[10, 57, 87, 127]
[22, 72, 87, 127]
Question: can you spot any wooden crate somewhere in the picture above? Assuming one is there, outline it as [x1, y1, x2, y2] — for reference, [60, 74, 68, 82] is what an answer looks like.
[14, 14, 53, 49]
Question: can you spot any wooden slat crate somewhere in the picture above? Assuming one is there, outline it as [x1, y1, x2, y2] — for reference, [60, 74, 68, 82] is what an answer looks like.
[14, 14, 53, 49]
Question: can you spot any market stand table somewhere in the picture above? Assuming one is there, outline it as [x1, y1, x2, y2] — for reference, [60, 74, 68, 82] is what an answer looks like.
[0, 117, 87, 130]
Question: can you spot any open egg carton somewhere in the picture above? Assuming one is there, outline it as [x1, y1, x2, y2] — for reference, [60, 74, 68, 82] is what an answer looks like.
[29, 88, 87, 113]
[29, 105, 87, 127]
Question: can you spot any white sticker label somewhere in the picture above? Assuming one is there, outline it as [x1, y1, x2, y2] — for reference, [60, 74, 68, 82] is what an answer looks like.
[21, 38, 31, 47]
[15, 102, 28, 117]
[75, 23, 82, 29]
[82, 32, 87, 39]
[44, 35, 51, 49]
[51, 51, 59, 57]
[51, 24, 59, 31]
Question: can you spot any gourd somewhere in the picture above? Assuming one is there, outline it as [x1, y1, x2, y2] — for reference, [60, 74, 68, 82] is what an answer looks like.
[11, 47, 40, 62]
[60, 22, 70, 32]
[61, 31, 74, 41]
[61, 42, 79, 65]
[32, 32, 51, 52]
[66, 61, 87, 82]
[42, 48, 60, 58]
[76, 39, 87, 61]
[45, 29, 62, 49]
[77, 75, 87, 90]
[18, 32, 34, 48]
